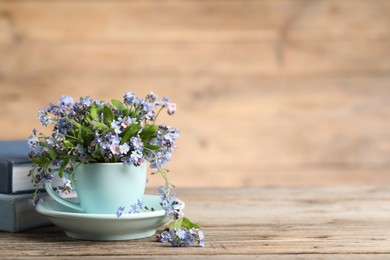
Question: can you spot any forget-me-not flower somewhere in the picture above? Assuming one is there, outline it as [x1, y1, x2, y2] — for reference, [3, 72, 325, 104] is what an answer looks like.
[130, 136, 143, 150]
[116, 206, 125, 218]
[58, 96, 74, 108]
[119, 143, 130, 155]
[124, 92, 137, 106]
[128, 199, 143, 214]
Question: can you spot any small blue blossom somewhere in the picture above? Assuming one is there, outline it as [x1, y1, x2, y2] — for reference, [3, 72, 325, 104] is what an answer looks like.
[120, 116, 134, 129]
[63, 177, 72, 189]
[27, 135, 40, 148]
[111, 120, 122, 134]
[57, 119, 72, 134]
[96, 133, 112, 150]
[128, 199, 143, 214]
[56, 176, 73, 196]
[38, 109, 50, 126]
[94, 100, 107, 106]
[100, 139, 111, 150]
[160, 96, 170, 106]
[45, 137, 54, 147]
[161, 198, 170, 208]
[130, 136, 143, 150]
[171, 238, 181, 247]
[116, 206, 125, 218]
[163, 133, 177, 146]
[124, 92, 137, 106]
[109, 134, 121, 147]
[81, 96, 93, 107]
[159, 185, 184, 220]
[121, 156, 131, 164]
[119, 143, 130, 155]
[186, 229, 196, 244]
[176, 229, 186, 240]
[145, 91, 159, 107]
[197, 230, 205, 247]
[58, 96, 74, 108]
[110, 143, 120, 155]
[167, 102, 176, 115]
[47, 103, 62, 117]
[159, 231, 171, 243]
[136, 99, 154, 121]
[34, 171, 54, 186]
[130, 150, 144, 166]
[160, 97, 176, 115]
[30, 197, 43, 206]
[74, 144, 86, 157]
[158, 185, 169, 197]
[50, 159, 63, 168]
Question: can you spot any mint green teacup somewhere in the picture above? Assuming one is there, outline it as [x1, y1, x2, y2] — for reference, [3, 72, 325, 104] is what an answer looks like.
[44, 163, 147, 214]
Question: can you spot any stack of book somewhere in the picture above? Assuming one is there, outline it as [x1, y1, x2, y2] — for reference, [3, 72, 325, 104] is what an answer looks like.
[0, 140, 52, 232]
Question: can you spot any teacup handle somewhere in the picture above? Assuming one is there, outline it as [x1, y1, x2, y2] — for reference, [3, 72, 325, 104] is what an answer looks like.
[43, 170, 83, 212]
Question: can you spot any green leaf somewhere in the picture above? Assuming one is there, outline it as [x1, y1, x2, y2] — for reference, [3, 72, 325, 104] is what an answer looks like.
[58, 159, 69, 178]
[79, 126, 94, 144]
[120, 124, 142, 145]
[128, 107, 137, 118]
[92, 121, 109, 130]
[81, 125, 93, 135]
[144, 143, 160, 151]
[181, 217, 201, 229]
[111, 99, 127, 111]
[168, 217, 201, 231]
[85, 115, 92, 124]
[72, 121, 81, 128]
[91, 144, 102, 159]
[64, 139, 75, 148]
[169, 218, 183, 230]
[32, 156, 49, 165]
[103, 106, 114, 124]
[140, 124, 158, 140]
[89, 104, 99, 119]
[47, 148, 57, 160]
[123, 109, 130, 117]
[77, 128, 83, 144]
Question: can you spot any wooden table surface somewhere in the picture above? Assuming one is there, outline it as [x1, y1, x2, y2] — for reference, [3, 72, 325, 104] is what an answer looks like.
[1, 187, 390, 259]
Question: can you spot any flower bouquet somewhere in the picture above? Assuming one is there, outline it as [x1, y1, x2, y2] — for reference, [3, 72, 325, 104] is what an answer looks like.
[28, 92, 204, 246]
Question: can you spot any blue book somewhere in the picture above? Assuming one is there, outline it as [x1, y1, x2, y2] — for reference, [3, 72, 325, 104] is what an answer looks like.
[0, 140, 63, 194]
[0, 140, 33, 194]
[0, 193, 51, 232]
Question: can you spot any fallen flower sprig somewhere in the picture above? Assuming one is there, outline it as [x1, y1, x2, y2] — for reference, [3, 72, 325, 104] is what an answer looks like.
[156, 226, 205, 247]
[156, 185, 205, 247]
[117, 184, 205, 247]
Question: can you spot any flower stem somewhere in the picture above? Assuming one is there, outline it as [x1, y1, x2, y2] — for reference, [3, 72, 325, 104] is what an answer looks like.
[153, 107, 164, 125]
[158, 168, 174, 196]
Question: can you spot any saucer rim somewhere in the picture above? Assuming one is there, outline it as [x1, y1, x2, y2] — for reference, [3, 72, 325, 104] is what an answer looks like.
[36, 194, 184, 220]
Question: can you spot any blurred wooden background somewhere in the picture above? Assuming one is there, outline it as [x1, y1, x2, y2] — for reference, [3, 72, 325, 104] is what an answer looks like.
[1, 0, 390, 187]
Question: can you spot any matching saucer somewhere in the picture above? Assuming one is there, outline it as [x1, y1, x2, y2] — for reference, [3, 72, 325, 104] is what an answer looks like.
[36, 195, 182, 241]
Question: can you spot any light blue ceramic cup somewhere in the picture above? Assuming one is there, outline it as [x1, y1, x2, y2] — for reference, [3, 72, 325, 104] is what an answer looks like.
[44, 163, 147, 214]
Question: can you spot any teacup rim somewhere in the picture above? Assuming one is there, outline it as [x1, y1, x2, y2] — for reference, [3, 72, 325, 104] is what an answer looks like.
[77, 162, 147, 166]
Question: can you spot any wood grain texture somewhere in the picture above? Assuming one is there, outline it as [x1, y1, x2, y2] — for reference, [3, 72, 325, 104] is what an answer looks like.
[0, 187, 390, 258]
[0, 0, 389, 42]
[0, 0, 390, 186]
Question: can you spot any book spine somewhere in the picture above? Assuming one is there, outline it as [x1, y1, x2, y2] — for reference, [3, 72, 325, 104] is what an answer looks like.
[0, 160, 12, 194]
[0, 195, 16, 232]
[0, 194, 51, 232]
[14, 196, 51, 232]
